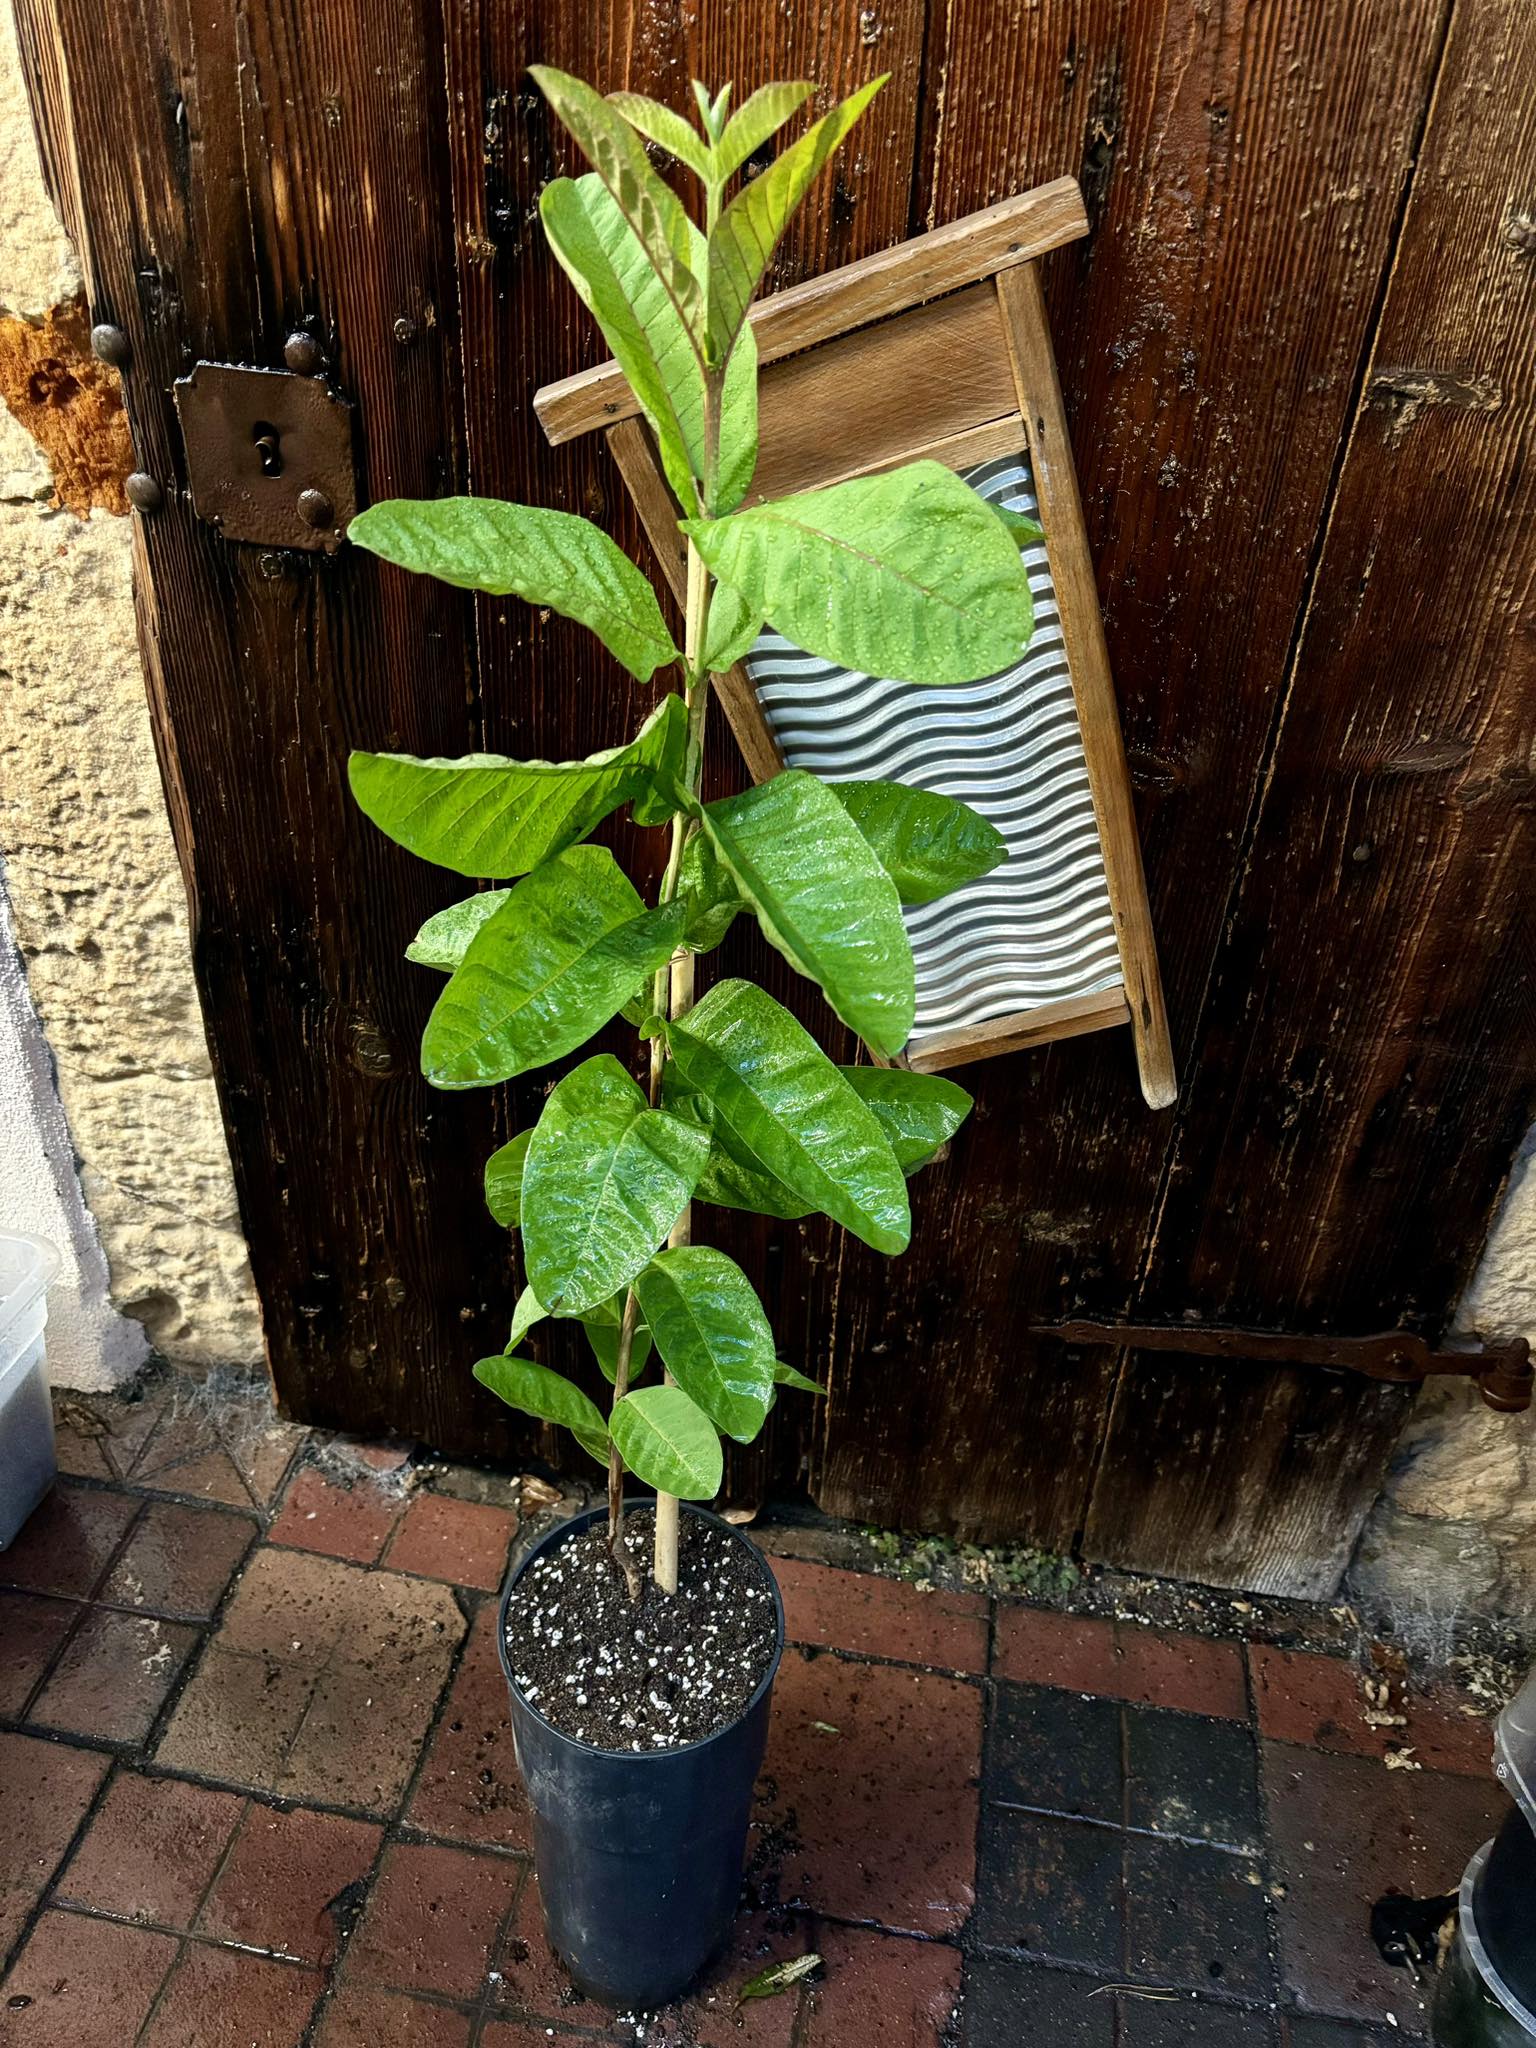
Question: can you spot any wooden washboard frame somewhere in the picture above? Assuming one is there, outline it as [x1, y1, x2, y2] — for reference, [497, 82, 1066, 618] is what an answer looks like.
[534, 178, 1176, 1109]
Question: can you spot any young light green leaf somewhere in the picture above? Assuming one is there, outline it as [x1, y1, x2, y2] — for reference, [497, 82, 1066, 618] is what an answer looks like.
[839, 1066, 972, 1172]
[996, 506, 1046, 547]
[665, 979, 910, 1253]
[530, 67, 706, 356]
[421, 847, 686, 1088]
[702, 580, 764, 671]
[581, 1293, 654, 1384]
[349, 498, 678, 683]
[507, 1284, 546, 1351]
[610, 1384, 722, 1499]
[539, 175, 757, 517]
[773, 1360, 826, 1394]
[678, 829, 744, 954]
[696, 769, 914, 1056]
[473, 1354, 611, 1466]
[521, 1054, 709, 1316]
[485, 1131, 532, 1227]
[712, 81, 815, 182]
[683, 460, 1035, 684]
[831, 781, 1007, 903]
[350, 693, 685, 879]
[606, 90, 713, 181]
[407, 890, 510, 970]
[738, 1954, 823, 2004]
[705, 77, 885, 363]
[634, 1247, 776, 1444]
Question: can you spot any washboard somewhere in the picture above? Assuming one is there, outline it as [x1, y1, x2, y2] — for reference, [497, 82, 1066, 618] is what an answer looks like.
[534, 178, 1176, 1108]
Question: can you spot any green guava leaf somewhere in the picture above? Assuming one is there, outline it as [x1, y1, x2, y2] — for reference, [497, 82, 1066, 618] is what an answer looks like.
[831, 781, 1007, 904]
[634, 1247, 776, 1444]
[484, 1130, 532, 1228]
[610, 1384, 722, 1498]
[472, 1353, 610, 1466]
[840, 1066, 972, 1172]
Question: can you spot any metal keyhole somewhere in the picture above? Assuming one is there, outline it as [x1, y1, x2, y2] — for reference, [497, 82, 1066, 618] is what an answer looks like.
[252, 420, 283, 477]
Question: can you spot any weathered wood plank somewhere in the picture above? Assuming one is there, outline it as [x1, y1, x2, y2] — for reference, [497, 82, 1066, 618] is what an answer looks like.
[812, 0, 1449, 1546]
[1084, 0, 1536, 1589]
[15, 0, 515, 1454]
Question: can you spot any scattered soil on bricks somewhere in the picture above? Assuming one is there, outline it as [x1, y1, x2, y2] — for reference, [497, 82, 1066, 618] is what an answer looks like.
[504, 1509, 777, 1751]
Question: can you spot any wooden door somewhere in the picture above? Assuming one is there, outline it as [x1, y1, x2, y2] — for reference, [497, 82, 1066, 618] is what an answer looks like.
[18, 0, 1534, 1594]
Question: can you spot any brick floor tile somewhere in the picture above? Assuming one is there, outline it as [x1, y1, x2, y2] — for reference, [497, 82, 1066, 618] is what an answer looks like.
[973, 1808, 1122, 1965]
[1125, 1707, 1263, 1852]
[99, 1500, 257, 1619]
[995, 1606, 1246, 1719]
[769, 1557, 989, 1674]
[0, 1909, 176, 2044]
[198, 1804, 381, 1962]
[1282, 2021, 1405, 2046]
[801, 1923, 962, 2047]
[313, 1986, 474, 2046]
[985, 1683, 1123, 1823]
[56, 1384, 169, 1480]
[214, 1546, 360, 1666]
[489, 1869, 611, 2030]
[155, 1645, 318, 1786]
[270, 1468, 401, 1565]
[633, 1910, 814, 2047]
[958, 1955, 1114, 2046]
[346, 1841, 521, 1999]
[408, 1605, 532, 1849]
[384, 1493, 517, 1591]
[56, 1770, 243, 1925]
[1250, 1648, 1494, 1775]
[130, 1408, 258, 1506]
[1118, 1992, 1278, 2043]
[0, 1485, 137, 1599]
[50, 1395, 116, 1479]
[0, 1593, 77, 1716]
[0, 1732, 110, 1954]
[139, 1939, 324, 2046]
[237, 1418, 308, 1505]
[751, 1649, 981, 1936]
[277, 1658, 445, 1814]
[1264, 1740, 1502, 2032]
[30, 1608, 198, 1744]
[1123, 1833, 1272, 2000]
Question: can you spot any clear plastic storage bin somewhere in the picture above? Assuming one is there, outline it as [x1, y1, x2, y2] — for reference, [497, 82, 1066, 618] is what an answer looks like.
[0, 1233, 60, 1548]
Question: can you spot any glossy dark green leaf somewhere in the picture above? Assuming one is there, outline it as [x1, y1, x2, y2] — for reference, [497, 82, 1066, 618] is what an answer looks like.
[831, 781, 1006, 904]
[683, 460, 1035, 685]
[421, 847, 685, 1088]
[773, 1360, 826, 1394]
[407, 891, 510, 971]
[580, 1292, 654, 1384]
[839, 1066, 972, 1172]
[473, 1354, 610, 1466]
[712, 81, 815, 182]
[484, 1131, 532, 1227]
[665, 979, 910, 1253]
[697, 770, 913, 1055]
[705, 79, 885, 364]
[350, 694, 685, 880]
[610, 1384, 722, 1498]
[678, 829, 743, 954]
[521, 1055, 709, 1315]
[662, 1065, 811, 1221]
[349, 498, 678, 683]
[634, 1247, 775, 1444]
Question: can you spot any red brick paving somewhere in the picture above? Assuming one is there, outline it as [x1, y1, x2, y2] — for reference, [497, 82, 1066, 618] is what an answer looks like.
[29, 1607, 198, 1743]
[99, 1499, 257, 1618]
[407, 1604, 533, 1850]
[0, 1593, 77, 1716]
[488, 1871, 613, 2031]
[995, 1603, 1248, 1718]
[56, 1771, 243, 1925]
[344, 1841, 521, 1999]
[197, 1804, 381, 1963]
[0, 1730, 110, 1952]
[0, 1485, 137, 1598]
[754, 1649, 982, 1936]
[1, 1909, 177, 2045]
[1250, 1645, 1494, 1775]
[269, 1467, 401, 1565]
[770, 1556, 990, 1673]
[802, 1922, 964, 2046]
[383, 1492, 518, 1591]
[314, 1985, 475, 2045]
[138, 1938, 325, 2046]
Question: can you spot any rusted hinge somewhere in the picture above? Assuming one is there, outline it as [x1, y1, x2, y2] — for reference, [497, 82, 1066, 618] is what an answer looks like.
[1035, 1320, 1532, 1414]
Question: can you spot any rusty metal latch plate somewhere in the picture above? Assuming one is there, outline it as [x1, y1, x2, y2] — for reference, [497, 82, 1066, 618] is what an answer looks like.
[173, 362, 356, 553]
[1035, 1319, 1533, 1413]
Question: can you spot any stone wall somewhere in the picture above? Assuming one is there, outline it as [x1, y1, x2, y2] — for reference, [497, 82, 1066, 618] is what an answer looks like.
[0, 2, 260, 1383]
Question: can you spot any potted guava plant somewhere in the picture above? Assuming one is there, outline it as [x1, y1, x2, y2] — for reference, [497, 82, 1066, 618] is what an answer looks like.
[347, 65, 1039, 2011]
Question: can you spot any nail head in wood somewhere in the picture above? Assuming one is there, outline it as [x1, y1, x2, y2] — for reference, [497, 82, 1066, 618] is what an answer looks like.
[91, 323, 130, 368]
[283, 331, 326, 375]
[124, 471, 162, 512]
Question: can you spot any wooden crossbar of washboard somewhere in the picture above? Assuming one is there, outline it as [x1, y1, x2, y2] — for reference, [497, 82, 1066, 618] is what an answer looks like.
[534, 177, 1176, 1108]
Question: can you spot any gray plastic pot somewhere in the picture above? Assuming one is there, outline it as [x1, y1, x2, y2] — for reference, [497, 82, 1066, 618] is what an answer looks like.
[496, 1501, 783, 2011]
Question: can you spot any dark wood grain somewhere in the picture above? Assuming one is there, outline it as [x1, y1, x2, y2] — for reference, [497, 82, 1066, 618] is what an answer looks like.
[1084, 0, 1536, 1589]
[810, 0, 1450, 1547]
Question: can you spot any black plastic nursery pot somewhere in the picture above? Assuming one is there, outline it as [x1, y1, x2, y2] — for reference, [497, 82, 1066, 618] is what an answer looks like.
[496, 1501, 784, 2012]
